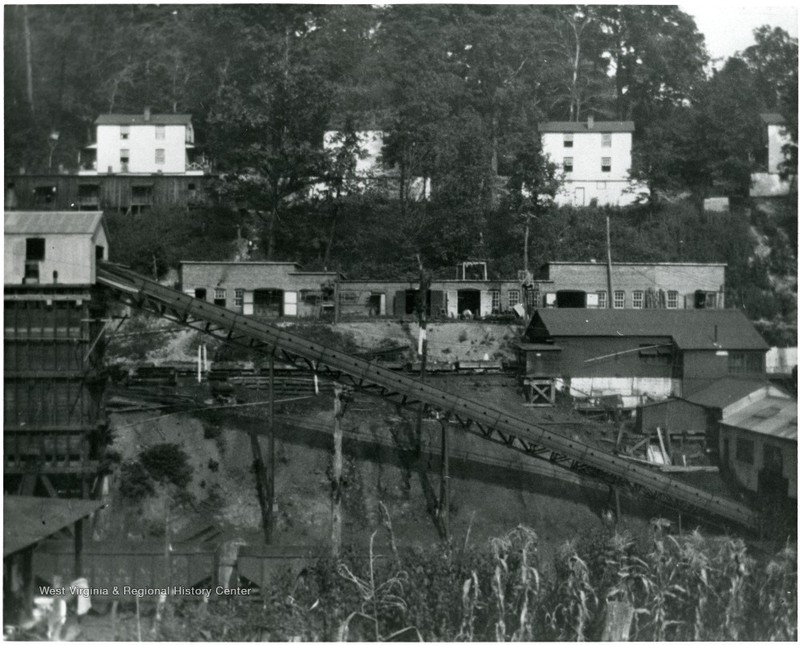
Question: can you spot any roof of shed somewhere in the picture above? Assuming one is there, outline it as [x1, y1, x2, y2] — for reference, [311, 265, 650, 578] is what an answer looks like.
[721, 396, 797, 442]
[4, 496, 105, 557]
[5, 211, 107, 237]
[760, 113, 786, 125]
[96, 114, 193, 126]
[685, 377, 774, 409]
[538, 121, 635, 133]
[531, 309, 768, 351]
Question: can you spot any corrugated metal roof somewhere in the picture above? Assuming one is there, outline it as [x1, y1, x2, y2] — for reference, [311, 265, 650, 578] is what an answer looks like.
[4, 496, 105, 556]
[721, 396, 797, 442]
[96, 114, 192, 126]
[538, 121, 635, 133]
[686, 377, 773, 409]
[760, 113, 786, 126]
[5, 211, 105, 236]
[532, 309, 768, 351]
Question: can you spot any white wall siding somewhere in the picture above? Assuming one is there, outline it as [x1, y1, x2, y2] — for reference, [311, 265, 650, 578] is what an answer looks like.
[96, 124, 188, 174]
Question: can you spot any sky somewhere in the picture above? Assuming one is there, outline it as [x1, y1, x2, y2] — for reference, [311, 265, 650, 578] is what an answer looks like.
[680, 3, 798, 64]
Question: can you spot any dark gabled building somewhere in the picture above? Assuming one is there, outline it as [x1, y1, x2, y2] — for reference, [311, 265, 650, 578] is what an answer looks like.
[519, 309, 769, 406]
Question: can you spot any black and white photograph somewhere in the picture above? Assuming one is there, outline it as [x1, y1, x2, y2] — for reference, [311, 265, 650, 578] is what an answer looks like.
[2, 2, 798, 641]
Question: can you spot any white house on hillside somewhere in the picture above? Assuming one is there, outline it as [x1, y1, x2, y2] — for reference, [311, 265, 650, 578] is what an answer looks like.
[80, 108, 203, 175]
[321, 128, 430, 199]
[750, 113, 795, 197]
[539, 116, 648, 207]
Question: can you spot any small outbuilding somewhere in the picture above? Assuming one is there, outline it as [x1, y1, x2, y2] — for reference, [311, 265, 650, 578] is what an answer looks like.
[4, 211, 109, 286]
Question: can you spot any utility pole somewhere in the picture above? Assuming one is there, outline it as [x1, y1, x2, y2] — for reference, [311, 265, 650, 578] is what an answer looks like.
[331, 383, 346, 558]
[606, 215, 614, 308]
[415, 255, 429, 438]
[267, 352, 275, 543]
[437, 416, 450, 541]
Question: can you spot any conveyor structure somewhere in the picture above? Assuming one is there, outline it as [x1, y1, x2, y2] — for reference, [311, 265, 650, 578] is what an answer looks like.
[97, 263, 759, 531]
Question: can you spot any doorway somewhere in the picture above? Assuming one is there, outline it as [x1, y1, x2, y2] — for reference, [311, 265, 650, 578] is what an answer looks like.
[253, 289, 283, 317]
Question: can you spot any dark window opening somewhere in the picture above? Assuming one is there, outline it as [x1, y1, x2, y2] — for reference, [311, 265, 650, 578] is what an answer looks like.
[95, 245, 105, 261]
[457, 289, 480, 317]
[563, 157, 574, 173]
[52, 271, 58, 283]
[188, 183, 196, 191]
[253, 289, 283, 317]
[26, 238, 46, 261]
[194, 288, 207, 300]
[33, 185, 56, 206]
[214, 298, 226, 307]
[555, 290, 586, 308]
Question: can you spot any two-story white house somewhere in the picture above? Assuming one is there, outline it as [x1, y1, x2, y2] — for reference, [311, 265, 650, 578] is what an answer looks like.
[80, 108, 203, 175]
[321, 128, 431, 200]
[538, 116, 647, 207]
[750, 113, 796, 197]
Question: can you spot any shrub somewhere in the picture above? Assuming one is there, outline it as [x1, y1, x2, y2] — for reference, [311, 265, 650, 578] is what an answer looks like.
[139, 443, 193, 489]
[118, 461, 154, 500]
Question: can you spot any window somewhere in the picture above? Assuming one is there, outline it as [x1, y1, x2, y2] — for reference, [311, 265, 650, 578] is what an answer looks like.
[234, 288, 244, 308]
[632, 290, 643, 309]
[563, 157, 574, 173]
[489, 289, 501, 312]
[26, 238, 45, 261]
[33, 185, 56, 206]
[25, 237, 45, 283]
[601, 133, 612, 147]
[728, 352, 763, 375]
[120, 149, 130, 172]
[508, 290, 520, 308]
[667, 290, 678, 309]
[213, 288, 226, 307]
[120, 125, 130, 140]
[194, 288, 207, 300]
[155, 148, 165, 165]
[705, 292, 717, 309]
[613, 290, 625, 309]
[155, 125, 165, 140]
[735, 438, 754, 465]
[601, 157, 612, 172]
[95, 245, 105, 261]
[597, 291, 607, 309]
[563, 133, 574, 148]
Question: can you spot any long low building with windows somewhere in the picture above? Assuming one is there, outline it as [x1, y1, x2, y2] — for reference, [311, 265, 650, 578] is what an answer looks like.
[535, 261, 726, 310]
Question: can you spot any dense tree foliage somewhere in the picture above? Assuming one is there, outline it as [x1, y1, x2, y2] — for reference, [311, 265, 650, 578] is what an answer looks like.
[5, 5, 797, 332]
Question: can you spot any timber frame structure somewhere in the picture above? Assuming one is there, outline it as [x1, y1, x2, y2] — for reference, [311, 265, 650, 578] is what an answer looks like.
[4, 284, 109, 498]
[97, 262, 761, 532]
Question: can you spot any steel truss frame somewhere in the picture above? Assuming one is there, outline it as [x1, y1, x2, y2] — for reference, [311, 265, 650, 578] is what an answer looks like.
[98, 264, 759, 531]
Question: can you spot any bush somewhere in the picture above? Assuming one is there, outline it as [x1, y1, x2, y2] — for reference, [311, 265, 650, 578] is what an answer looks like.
[139, 443, 193, 489]
[118, 461, 154, 500]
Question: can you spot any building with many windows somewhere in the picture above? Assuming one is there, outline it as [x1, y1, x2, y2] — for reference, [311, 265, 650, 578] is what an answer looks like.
[535, 261, 726, 310]
[538, 116, 648, 207]
[80, 108, 204, 176]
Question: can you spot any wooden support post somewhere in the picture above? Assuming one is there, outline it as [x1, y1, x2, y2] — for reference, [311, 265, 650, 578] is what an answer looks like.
[331, 383, 345, 558]
[249, 432, 271, 546]
[606, 216, 614, 308]
[334, 277, 340, 324]
[614, 487, 622, 527]
[438, 418, 450, 541]
[267, 352, 275, 543]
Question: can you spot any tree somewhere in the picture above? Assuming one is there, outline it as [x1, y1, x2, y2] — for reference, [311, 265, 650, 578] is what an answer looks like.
[504, 137, 560, 275]
[742, 26, 799, 177]
[205, 6, 334, 260]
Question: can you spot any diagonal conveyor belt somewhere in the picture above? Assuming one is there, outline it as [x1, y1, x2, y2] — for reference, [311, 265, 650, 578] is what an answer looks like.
[97, 263, 759, 531]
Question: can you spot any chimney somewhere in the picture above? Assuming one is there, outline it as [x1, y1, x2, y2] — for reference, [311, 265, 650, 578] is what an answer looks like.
[587, 113, 594, 129]
[144, 106, 151, 121]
